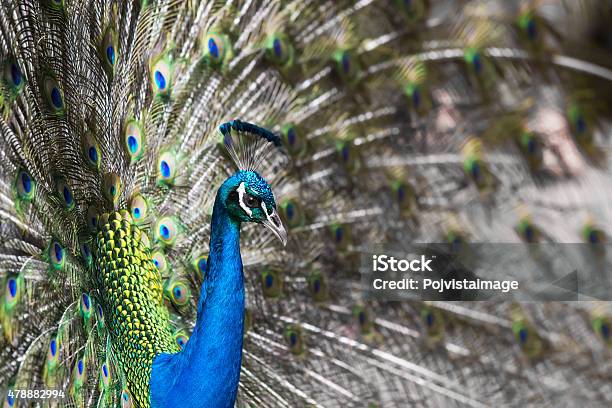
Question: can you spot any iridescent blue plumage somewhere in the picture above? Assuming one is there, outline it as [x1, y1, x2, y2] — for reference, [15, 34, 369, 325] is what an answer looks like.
[151, 170, 285, 407]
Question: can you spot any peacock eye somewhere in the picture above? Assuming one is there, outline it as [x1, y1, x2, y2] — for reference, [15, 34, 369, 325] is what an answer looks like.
[124, 120, 145, 162]
[284, 325, 304, 355]
[129, 194, 149, 223]
[281, 123, 306, 156]
[193, 254, 208, 279]
[49, 240, 65, 269]
[121, 388, 134, 408]
[81, 132, 101, 170]
[308, 270, 328, 302]
[244, 194, 260, 208]
[43, 0, 64, 10]
[155, 216, 179, 246]
[265, 34, 293, 66]
[261, 269, 282, 298]
[333, 49, 360, 84]
[203, 32, 231, 66]
[15, 169, 36, 201]
[100, 362, 111, 388]
[103, 173, 121, 204]
[464, 48, 483, 73]
[5, 276, 21, 304]
[151, 251, 168, 274]
[73, 357, 85, 381]
[158, 150, 177, 184]
[175, 333, 189, 349]
[43, 75, 64, 113]
[79, 293, 92, 323]
[80, 242, 93, 266]
[100, 27, 118, 74]
[5, 60, 24, 91]
[150, 51, 174, 97]
[47, 336, 59, 362]
[56, 179, 75, 210]
[353, 305, 372, 334]
[86, 205, 99, 232]
[167, 280, 190, 306]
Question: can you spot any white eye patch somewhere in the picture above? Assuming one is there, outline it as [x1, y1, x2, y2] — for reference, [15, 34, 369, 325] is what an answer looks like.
[236, 182, 252, 217]
[261, 201, 279, 226]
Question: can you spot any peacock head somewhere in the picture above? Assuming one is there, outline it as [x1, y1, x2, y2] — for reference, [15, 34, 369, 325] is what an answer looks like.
[220, 170, 287, 246]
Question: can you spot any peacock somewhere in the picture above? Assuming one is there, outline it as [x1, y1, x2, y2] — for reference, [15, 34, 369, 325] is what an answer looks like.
[1, 0, 611, 407]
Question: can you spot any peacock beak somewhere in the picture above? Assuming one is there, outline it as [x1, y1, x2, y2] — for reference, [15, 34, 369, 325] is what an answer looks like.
[262, 207, 287, 246]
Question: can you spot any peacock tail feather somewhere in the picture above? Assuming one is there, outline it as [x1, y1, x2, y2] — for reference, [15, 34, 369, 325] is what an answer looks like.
[0, 0, 611, 407]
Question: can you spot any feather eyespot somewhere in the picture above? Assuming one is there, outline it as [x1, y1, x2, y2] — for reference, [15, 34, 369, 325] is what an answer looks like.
[103, 173, 121, 205]
[100, 27, 118, 73]
[196, 255, 207, 278]
[308, 271, 328, 302]
[4, 275, 22, 306]
[43, 75, 64, 113]
[43, 0, 64, 9]
[49, 240, 65, 270]
[129, 194, 149, 223]
[330, 223, 351, 249]
[203, 33, 231, 65]
[353, 305, 373, 334]
[157, 151, 177, 184]
[260, 269, 282, 297]
[15, 169, 36, 201]
[284, 326, 304, 355]
[86, 206, 99, 232]
[167, 281, 190, 306]
[150, 52, 174, 97]
[446, 230, 465, 252]
[265, 34, 293, 67]
[592, 317, 610, 342]
[5, 392, 15, 407]
[155, 216, 179, 246]
[151, 251, 168, 274]
[518, 12, 537, 40]
[280, 199, 303, 229]
[281, 124, 305, 156]
[80, 242, 93, 266]
[124, 120, 145, 161]
[107, 46, 115, 65]
[405, 83, 422, 108]
[47, 337, 59, 362]
[80, 293, 91, 312]
[583, 224, 605, 245]
[121, 389, 133, 408]
[464, 48, 482, 73]
[150, 51, 175, 97]
[81, 132, 101, 170]
[333, 50, 360, 84]
[100, 362, 111, 388]
[73, 357, 85, 383]
[4, 60, 23, 91]
[517, 219, 538, 243]
[56, 179, 75, 210]
[174, 332, 189, 349]
[80, 293, 92, 324]
[7, 278, 17, 299]
[519, 132, 542, 166]
[335, 141, 361, 174]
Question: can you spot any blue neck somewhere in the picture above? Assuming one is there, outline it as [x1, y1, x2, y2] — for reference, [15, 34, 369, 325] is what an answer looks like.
[150, 194, 245, 408]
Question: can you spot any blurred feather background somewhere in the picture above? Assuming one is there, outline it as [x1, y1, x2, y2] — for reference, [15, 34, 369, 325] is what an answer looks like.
[0, 0, 611, 406]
